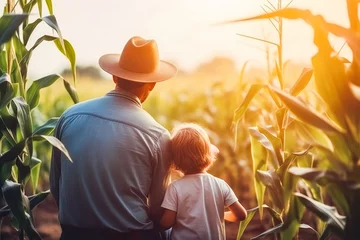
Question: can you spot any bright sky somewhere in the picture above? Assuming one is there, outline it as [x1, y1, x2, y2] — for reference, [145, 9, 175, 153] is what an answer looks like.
[1, 0, 352, 78]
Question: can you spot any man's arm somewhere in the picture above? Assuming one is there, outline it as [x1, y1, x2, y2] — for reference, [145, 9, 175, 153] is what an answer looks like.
[148, 131, 172, 226]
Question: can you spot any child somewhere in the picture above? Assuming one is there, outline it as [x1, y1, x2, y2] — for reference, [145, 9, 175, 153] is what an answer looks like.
[160, 123, 247, 240]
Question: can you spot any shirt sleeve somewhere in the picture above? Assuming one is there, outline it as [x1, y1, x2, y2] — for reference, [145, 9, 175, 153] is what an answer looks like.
[222, 180, 238, 207]
[148, 130, 172, 222]
[161, 183, 178, 212]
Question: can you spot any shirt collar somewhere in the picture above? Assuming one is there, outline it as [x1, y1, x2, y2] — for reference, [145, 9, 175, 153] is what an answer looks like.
[106, 88, 142, 107]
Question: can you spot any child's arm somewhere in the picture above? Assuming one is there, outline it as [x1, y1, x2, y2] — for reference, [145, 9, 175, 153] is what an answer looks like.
[224, 201, 247, 222]
[160, 209, 177, 230]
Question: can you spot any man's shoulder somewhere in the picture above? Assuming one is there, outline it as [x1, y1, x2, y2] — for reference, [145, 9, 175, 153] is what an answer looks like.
[61, 97, 103, 117]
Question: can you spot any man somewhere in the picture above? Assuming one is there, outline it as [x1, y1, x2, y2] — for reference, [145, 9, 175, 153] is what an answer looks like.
[50, 36, 177, 240]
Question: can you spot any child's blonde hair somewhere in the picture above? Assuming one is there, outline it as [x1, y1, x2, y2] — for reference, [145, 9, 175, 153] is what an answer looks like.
[171, 123, 216, 174]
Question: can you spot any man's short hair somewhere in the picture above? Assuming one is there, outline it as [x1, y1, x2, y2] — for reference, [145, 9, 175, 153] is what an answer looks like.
[114, 76, 145, 91]
[170, 123, 215, 175]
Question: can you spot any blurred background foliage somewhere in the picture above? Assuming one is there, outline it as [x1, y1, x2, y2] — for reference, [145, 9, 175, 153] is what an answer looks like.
[36, 56, 307, 206]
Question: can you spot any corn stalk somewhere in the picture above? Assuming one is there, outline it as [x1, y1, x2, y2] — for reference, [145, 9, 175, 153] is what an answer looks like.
[0, 1, 78, 238]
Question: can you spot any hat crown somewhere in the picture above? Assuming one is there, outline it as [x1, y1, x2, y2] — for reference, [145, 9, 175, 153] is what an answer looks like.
[118, 36, 159, 73]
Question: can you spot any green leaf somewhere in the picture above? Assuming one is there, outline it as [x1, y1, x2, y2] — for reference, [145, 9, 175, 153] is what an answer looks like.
[251, 223, 284, 239]
[290, 67, 314, 96]
[236, 205, 282, 240]
[249, 126, 279, 168]
[23, 18, 42, 46]
[37, 0, 43, 17]
[16, 157, 30, 183]
[0, 73, 15, 110]
[23, 0, 37, 13]
[249, 126, 267, 219]
[33, 135, 72, 162]
[295, 192, 346, 238]
[20, 35, 58, 72]
[236, 208, 256, 240]
[0, 139, 26, 164]
[294, 120, 334, 152]
[256, 170, 284, 210]
[288, 167, 341, 184]
[325, 183, 350, 216]
[0, 159, 16, 187]
[258, 125, 283, 164]
[299, 224, 320, 237]
[0, 14, 28, 48]
[54, 39, 77, 84]
[10, 97, 32, 139]
[32, 117, 58, 135]
[0, 190, 50, 217]
[289, 167, 350, 215]
[63, 79, 79, 103]
[1, 180, 42, 240]
[42, 15, 63, 45]
[281, 195, 305, 239]
[26, 74, 62, 109]
[29, 189, 50, 209]
[30, 157, 41, 194]
[12, 35, 28, 64]
[45, 0, 53, 14]
[270, 86, 345, 133]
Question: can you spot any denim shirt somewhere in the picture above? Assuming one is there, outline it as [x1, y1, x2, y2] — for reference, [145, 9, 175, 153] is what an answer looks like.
[50, 89, 172, 231]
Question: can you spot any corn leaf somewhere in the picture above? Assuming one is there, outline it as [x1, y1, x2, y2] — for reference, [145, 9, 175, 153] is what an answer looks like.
[249, 126, 279, 168]
[0, 14, 28, 48]
[233, 84, 265, 124]
[23, 0, 37, 13]
[23, 18, 42, 46]
[290, 67, 314, 96]
[258, 125, 283, 164]
[30, 157, 41, 194]
[288, 167, 341, 184]
[295, 192, 346, 238]
[236, 208, 257, 240]
[54, 39, 77, 84]
[45, 0, 53, 15]
[37, 0, 42, 17]
[289, 167, 350, 215]
[256, 169, 284, 209]
[26, 74, 62, 109]
[251, 223, 284, 240]
[32, 135, 72, 162]
[32, 117, 58, 136]
[249, 126, 267, 219]
[0, 189, 50, 217]
[237, 205, 282, 240]
[42, 15, 64, 47]
[1, 180, 41, 240]
[299, 224, 320, 237]
[281, 195, 305, 239]
[0, 74, 15, 110]
[294, 120, 334, 152]
[63, 78, 79, 103]
[270, 86, 345, 133]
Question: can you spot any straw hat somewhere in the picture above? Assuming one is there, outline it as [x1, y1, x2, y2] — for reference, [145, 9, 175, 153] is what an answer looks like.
[99, 36, 177, 82]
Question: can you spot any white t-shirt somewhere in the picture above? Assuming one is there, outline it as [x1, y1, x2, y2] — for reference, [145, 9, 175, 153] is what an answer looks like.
[161, 173, 238, 240]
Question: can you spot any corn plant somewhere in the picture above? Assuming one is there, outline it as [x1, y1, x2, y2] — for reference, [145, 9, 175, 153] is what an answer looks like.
[0, 0, 78, 239]
[222, 0, 360, 239]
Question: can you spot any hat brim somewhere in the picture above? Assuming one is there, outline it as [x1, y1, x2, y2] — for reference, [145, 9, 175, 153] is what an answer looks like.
[99, 54, 177, 83]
